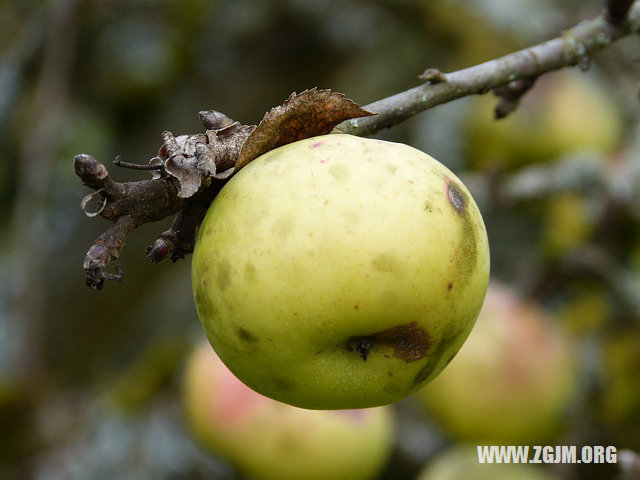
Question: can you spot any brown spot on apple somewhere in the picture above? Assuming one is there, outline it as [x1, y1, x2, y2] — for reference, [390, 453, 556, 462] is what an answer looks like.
[371, 253, 400, 274]
[236, 327, 259, 343]
[244, 262, 257, 280]
[444, 178, 480, 290]
[347, 321, 431, 363]
[194, 283, 216, 319]
[446, 179, 466, 214]
[216, 259, 232, 291]
[271, 376, 294, 393]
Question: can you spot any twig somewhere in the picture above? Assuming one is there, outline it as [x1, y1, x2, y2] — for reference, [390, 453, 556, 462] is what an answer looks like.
[339, 2, 640, 136]
[146, 180, 225, 263]
[74, 154, 185, 289]
[113, 156, 165, 171]
[492, 77, 537, 119]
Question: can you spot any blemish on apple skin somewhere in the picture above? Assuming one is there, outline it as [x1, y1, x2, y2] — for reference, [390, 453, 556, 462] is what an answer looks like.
[216, 260, 232, 291]
[446, 180, 466, 213]
[271, 376, 294, 393]
[444, 178, 480, 290]
[383, 383, 402, 395]
[328, 164, 350, 181]
[444, 352, 457, 366]
[236, 327, 259, 343]
[348, 322, 431, 363]
[194, 283, 216, 319]
[244, 262, 257, 280]
[371, 253, 400, 274]
[271, 215, 295, 239]
[310, 141, 324, 148]
[412, 330, 459, 387]
[412, 362, 432, 387]
[447, 282, 454, 291]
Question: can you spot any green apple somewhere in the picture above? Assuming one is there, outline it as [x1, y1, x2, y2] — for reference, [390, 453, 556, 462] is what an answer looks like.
[599, 328, 640, 426]
[192, 133, 490, 409]
[556, 287, 610, 335]
[183, 341, 394, 480]
[417, 446, 557, 480]
[416, 283, 577, 444]
[465, 70, 622, 170]
[541, 192, 593, 259]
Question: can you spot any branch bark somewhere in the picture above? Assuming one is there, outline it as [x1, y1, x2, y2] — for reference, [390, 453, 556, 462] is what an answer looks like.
[338, 2, 640, 136]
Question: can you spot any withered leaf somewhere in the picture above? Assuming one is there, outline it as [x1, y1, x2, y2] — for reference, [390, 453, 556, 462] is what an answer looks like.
[234, 88, 374, 171]
[161, 124, 255, 198]
[202, 124, 255, 175]
[162, 134, 206, 198]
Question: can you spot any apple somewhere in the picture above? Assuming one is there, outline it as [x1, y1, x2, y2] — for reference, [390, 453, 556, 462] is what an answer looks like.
[415, 282, 578, 444]
[599, 327, 640, 426]
[464, 70, 622, 170]
[183, 341, 394, 480]
[192, 134, 490, 409]
[417, 446, 557, 480]
[541, 192, 593, 259]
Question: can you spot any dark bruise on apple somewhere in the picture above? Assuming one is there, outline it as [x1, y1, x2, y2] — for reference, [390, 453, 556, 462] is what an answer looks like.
[192, 134, 490, 409]
[347, 322, 432, 363]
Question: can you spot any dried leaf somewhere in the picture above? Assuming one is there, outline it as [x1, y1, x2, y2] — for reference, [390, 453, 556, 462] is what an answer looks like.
[159, 89, 372, 198]
[162, 134, 204, 198]
[200, 124, 255, 176]
[235, 88, 374, 170]
[161, 126, 254, 198]
[80, 190, 107, 217]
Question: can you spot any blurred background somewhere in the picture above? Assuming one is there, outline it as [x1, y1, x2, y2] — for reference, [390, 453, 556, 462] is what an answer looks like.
[1, 0, 639, 479]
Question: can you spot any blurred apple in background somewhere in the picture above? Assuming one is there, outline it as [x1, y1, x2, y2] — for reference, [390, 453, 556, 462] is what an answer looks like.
[183, 341, 395, 480]
[598, 327, 640, 446]
[415, 283, 578, 445]
[464, 70, 622, 171]
[556, 286, 611, 336]
[541, 192, 594, 260]
[416, 446, 557, 480]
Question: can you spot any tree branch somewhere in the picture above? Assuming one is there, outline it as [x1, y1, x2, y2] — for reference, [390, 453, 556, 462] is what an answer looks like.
[75, 2, 640, 289]
[338, 2, 640, 136]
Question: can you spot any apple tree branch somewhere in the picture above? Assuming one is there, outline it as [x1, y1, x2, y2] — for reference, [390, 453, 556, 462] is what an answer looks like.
[338, 1, 640, 136]
[75, 1, 640, 289]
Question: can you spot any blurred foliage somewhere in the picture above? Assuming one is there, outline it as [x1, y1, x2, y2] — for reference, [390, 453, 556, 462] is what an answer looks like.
[0, 0, 639, 479]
